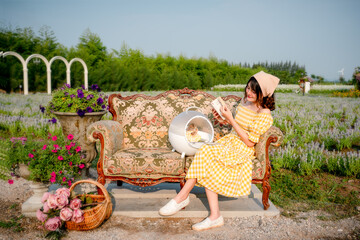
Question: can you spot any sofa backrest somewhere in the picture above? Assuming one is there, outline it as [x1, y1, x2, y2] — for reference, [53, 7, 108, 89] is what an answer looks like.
[108, 88, 241, 149]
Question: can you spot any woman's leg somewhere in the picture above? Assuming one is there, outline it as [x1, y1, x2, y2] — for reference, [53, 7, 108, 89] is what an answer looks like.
[173, 178, 196, 203]
[205, 188, 221, 220]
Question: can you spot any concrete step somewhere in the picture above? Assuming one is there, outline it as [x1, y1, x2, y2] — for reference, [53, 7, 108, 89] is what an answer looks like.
[106, 182, 279, 218]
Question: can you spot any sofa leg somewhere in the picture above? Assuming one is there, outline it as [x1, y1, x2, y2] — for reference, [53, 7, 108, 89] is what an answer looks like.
[180, 179, 186, 190]
[262, 180, 271, 210]
[97, 176, 106, 195]
[117, 180, 123, 187]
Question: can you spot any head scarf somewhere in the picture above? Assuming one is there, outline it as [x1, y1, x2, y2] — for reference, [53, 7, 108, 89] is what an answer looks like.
[252, 71, 280, 97]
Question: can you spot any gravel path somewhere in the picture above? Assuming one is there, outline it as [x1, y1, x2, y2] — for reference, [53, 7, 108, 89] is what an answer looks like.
[0, 178, 359, 240]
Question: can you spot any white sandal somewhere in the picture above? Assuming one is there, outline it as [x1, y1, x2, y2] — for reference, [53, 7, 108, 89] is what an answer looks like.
[159, 196, 190, 216]
[192, 216, 224, 231]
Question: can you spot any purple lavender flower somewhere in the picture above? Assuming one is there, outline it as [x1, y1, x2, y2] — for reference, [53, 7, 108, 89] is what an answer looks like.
[97, 97, 104, 105]
[77, 89, 84, 99]
[70, 94, 75, 98]
[49, 118, 57, 124]
[68, 103, 73, 107]
[77, 109, 86, 117]
[39, 105, 45, 113]
[86, 94, 94, 100]
[86, 107, 94, 113]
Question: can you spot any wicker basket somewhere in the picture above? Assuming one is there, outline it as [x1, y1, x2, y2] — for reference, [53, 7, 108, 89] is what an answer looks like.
[65, 179, 112, 231]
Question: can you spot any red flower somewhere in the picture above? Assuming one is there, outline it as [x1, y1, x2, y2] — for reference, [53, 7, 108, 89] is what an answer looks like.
[8, 179, 14, 184]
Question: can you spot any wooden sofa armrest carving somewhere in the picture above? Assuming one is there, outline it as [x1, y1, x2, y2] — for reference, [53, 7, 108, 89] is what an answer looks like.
[253, 126, 284, 210]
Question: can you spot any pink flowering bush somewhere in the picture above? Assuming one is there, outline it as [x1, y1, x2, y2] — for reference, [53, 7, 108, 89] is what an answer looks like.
[37, 187, 85, 238]
[26, 134, 86, 185]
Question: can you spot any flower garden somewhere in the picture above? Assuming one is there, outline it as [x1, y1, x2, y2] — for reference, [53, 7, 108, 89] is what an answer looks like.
[0, 88, 359, 236]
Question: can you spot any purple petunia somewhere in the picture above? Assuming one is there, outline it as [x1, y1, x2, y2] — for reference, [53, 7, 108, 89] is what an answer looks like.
[77, 109, 86, 117]
[68, 103, 73, 107]
[97, 97, 104, 105]
[81, 85, 85, 90]
[86, 94, 94, 100]
[86, 107, 94, 113]
[49, 118, 57, 124]
[64, 92, 69, 96]
[77, 89, 84, 99]
[101, 104, 106, 109]
[91, 84, 98, 91]
[65, 84, 71, 88]
[70, 94, 75, 98]
[39, 105, 45, 113]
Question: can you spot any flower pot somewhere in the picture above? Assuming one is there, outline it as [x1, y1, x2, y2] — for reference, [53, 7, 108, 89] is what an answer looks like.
[18, 163, 31, 179]
[22, 181, 50, 217]
[54, 111, 106, 169]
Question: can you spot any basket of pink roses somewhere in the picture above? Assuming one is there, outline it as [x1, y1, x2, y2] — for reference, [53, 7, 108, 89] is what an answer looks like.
[37, 179, 112, 235]
[65, 179, 112, 231]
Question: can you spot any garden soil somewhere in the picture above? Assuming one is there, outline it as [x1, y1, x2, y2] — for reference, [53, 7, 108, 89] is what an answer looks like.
[0, 178, 359, 240]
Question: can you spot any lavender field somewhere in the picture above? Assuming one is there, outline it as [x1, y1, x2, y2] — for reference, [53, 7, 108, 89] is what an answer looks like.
[0, 91, 359, 177]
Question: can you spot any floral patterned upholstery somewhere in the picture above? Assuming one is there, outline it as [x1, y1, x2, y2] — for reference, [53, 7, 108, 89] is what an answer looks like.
[87, 89, 283, 181]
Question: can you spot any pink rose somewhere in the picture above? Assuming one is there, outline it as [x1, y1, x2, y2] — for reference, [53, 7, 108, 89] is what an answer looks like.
[36, 209, 47, 222]
[47, 194, 58, 209]
[44, 217, 61, 231]
[60, 207, 73, 221]
[71, 209, 84, 223]
[55, 194, 69, 209]
[43, 202, 50, 213]
[69, 198, 82, 209]
[41, 192, 50, 203]
[55, 188, 70, 198]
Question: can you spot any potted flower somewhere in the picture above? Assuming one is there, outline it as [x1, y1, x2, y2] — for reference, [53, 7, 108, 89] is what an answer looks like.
[41, 84, 108, 172]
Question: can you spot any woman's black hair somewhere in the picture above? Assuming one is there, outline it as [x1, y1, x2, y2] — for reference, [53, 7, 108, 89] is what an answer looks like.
[244, 77, 276, 111]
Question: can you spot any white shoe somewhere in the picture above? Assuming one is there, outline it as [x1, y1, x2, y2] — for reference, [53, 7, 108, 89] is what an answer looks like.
[192, 216, 224, 231]
[159, 196, 190, 216]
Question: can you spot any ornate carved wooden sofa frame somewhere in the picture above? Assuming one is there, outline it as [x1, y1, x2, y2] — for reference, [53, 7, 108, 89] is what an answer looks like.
[87, 88, 283, 210]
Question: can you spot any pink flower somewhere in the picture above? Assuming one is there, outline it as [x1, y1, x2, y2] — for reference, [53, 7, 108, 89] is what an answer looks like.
[28, 153, 34, 158]
[54, 144, 60, 149]
[55, 194, 69, 209]
[8, 179, 14, 184]
[58, 156, 64, 161]
[52, 136, 57, 141]
[50, 177, 56, 183]
[52, 149, 57, 153]
[60, 207, 73, 221]
[44, 217, 61, 231]
[66, 145, 71, 150]
[70, 142, 76, 147]
[67, 134, 74, 140]
[55, 188, 70, 198]
[36, 209, 47, 222]
[71, 209, 84, 223]
[46, 194, 58, 209]
[43, 202, 50, 213]
[75, 146, 81, 153]
[41, 192, 50, 203]
[69, 161, 73, 166]
[69, 198, 82, 209]
[68, 180, 72, 187]
[42, 145, 47, 150]
[62, 177, 66, 182]
[79, 164, 85, 169]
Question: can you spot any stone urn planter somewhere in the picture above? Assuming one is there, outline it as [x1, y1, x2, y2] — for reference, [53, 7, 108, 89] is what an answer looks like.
[54, 111, 106, 171]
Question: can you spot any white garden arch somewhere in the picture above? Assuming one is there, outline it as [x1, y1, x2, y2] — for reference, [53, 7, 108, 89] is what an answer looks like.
[0, 51, 88, 95]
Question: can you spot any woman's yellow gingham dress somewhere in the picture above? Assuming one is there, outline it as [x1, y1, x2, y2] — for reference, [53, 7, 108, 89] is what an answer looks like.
[185, 104, 273, 197]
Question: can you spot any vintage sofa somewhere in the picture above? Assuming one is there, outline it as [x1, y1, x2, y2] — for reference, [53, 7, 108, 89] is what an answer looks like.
[87, 88, 283, 210]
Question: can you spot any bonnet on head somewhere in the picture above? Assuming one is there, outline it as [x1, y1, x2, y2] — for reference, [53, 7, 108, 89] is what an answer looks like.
[252, 71, 280, 97]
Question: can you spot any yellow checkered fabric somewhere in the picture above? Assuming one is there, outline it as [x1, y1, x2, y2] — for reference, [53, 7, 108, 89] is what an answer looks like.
[186, 105, 273, 197]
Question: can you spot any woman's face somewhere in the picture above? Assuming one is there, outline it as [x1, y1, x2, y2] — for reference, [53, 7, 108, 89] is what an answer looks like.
[245, 85, 257, 102]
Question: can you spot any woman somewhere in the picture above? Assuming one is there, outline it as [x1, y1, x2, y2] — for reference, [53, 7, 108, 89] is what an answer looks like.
[159, 71, 280, 231]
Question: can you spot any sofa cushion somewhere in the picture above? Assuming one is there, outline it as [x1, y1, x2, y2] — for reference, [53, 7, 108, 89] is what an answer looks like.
[105, 148, 185, 176]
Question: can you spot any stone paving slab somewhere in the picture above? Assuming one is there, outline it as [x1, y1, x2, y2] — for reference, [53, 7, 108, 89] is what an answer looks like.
[108, 182, 279, 218]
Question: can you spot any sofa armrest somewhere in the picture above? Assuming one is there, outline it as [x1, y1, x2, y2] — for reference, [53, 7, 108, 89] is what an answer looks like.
[87, 120, 123, 158]
[253, 126, 284, 181]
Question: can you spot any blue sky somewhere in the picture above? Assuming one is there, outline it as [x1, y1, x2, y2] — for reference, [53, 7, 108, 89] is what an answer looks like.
[1, 0, 359, 81]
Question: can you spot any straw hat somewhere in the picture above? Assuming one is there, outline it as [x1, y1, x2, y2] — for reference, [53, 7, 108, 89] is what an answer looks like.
[252, 71, 280, 97]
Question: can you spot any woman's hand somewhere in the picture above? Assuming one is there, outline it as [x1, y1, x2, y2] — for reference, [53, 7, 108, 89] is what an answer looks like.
[220, 105, 234, 124]
[211, 108, 228, 125]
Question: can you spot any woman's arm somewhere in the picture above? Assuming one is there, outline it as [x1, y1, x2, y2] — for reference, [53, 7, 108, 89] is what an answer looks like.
[221, 105, 255, 147]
